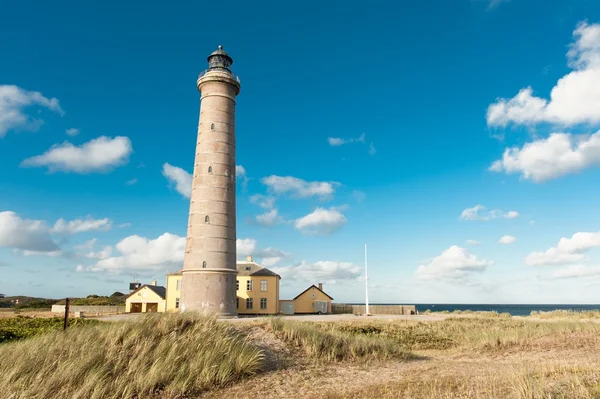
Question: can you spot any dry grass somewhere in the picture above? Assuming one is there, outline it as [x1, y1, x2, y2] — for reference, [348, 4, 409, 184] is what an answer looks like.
[5, 312, 600, 398]
[312, 316, 600, 354]
[268, 317, 414, 362]
[206, 314, 600, 398]
[0, 312, 264, 399]
[531, 309, 600, 320]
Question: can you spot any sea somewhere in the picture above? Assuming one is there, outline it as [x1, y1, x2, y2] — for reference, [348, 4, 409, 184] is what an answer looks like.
[350, 304, 600, 317]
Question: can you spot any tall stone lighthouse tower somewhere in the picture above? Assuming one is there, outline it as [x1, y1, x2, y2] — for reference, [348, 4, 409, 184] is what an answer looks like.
[180, 46, 241, 315]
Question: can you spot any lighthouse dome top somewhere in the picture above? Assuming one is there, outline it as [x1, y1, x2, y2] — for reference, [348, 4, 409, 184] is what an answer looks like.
[207, 45, 233, 70]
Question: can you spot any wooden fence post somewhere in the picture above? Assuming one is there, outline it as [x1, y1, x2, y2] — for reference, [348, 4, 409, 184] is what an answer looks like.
[63, 298, 70, 330]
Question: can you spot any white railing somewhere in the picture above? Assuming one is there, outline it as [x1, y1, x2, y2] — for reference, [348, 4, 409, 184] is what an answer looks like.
[198, 69, 241, 84]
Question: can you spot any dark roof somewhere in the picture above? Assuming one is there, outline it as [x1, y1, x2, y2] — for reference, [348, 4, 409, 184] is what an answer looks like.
[293, 285, 334, 301]
[236, 262, 280, 278]
[125, 284, 166, 300]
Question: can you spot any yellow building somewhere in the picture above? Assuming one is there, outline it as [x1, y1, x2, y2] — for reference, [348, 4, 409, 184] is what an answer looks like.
[165, 271, 182, 312]
[165, 256, 281, 315]
[236, 258, 280, 315]
[292, 283, 333, 314]
[125, 282, 167, 313]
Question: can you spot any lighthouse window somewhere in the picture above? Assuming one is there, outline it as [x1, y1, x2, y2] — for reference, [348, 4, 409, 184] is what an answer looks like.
[210, 123, 215, 131]
[202, 261, 207, 268]
[208, 166, 212, 174]
[205, 215, 210, 223]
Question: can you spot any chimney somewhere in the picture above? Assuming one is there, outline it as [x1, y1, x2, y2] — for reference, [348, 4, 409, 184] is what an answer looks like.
[318, 283, 323, 291]
[246, 255, 253, 262]
[151, 280, 157, 286]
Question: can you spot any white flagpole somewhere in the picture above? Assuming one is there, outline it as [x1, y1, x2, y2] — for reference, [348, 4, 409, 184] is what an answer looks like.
[365, 242, 369, 315]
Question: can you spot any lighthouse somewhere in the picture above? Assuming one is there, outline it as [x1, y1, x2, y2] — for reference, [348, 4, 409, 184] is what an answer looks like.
[180, 46, 241, 315]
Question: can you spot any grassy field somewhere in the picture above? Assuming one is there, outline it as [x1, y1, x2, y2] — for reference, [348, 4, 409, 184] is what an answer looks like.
[3, 312, 600, 398]
[0, 316, 98, 343]
[207, 315, 600, 399]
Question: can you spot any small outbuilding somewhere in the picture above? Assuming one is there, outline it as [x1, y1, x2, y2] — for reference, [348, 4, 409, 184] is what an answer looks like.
[292, 283, 333, 314]
[124, 281, 166, 313]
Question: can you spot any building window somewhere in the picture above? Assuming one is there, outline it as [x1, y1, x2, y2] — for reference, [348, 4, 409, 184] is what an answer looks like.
[210, 123, 215, 131]
[260, 298, 267, 309]
[176, 280, 181, 291]
[208, 166, 212, 174]
[205, 215, 209, 223]
[236, 280, 239, 290]
[246, 280, 253, 291]
[175, 298, 180, 309]
[202, 261, 207, 268]
[236, 298, 239, 308]
[260, 280, 267, 292]
[246, 298, 253, 309]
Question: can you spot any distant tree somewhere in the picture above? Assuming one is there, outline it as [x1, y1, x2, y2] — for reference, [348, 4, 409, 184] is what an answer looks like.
[110, 292, 125, 297]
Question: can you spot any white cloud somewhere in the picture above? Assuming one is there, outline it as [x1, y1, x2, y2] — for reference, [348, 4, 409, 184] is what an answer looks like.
[125, 178, 138, 186]
[460, 205, 520, 221]
[295, 207, 347, 235]
[21, 136, 132, 173]
[85, 246, 112, 260]
[0, 211, 58, 252]
[236, 238, 257, 257]
[51, 217, 112, 234]
[94, 233, 185, 271]
[162, 163, 192, 198]
[236, 165, 248, 186]
[262, 175, 338, 198]
[498, 235, 517, 244]
[525, 232, 600, 266]
[327, 133, 365, 146]
[553, 265, 600, 279]
[65, 128, 79, 136]
[352, 190, 366, 202]
[0, 85, 64, 137]
[236, 165, 246, 178]
[415, 245, 493, 280]
[256, 209, 279, 226]
[250, 194, 276, 210]
[18, 250, 62, 257]
[504, 210, 520, 219]
[487, 22, 600, 127]
[368, 142, 377, 156]
[490, 131, 600, 182]
[467, 239, 481, 246]
[254, 247, 290, 267]
[486, 0, 510, 9]
[272, 260, 361, 283]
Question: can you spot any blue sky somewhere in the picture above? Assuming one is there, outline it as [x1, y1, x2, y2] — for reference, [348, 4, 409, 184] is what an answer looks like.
[1, 0, 600, 303]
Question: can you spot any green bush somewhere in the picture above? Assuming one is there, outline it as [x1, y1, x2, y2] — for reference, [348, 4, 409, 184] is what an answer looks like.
[0, 316, 98, 343]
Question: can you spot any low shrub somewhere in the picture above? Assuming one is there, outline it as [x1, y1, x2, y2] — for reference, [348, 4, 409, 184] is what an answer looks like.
[0, 316, 97, 343]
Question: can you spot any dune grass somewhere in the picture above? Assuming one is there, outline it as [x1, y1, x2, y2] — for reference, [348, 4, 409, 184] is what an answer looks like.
[0, 312, 265, 399]
[268, 317, 414, 362]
